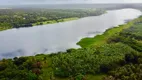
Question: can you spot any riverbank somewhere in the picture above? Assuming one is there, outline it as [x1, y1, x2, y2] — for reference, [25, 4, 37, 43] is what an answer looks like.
[0, 17, 79, 31]
[77, 16, 140, 48]
[32, 17, 79, 26]
[0, 9, 142, 80]
[49, 15, 142, 80]
[0, 15, 142, 80]
[0, 9, 105, 31]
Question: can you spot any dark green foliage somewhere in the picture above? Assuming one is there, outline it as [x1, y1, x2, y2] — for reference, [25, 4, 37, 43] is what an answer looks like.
[27, 71, 38, 80]
[1, 10, 142, 80]
[75, 74, 85, 80]
[107, 23, 142, 52]
[66, 48, 77, 53]
[52, 43, 137, 77]
[0, 57, 42, 80]
[104, 18, 142, 80]
[0, 62, 7, 71]
[106, 64, 142, 80]
[105, 52, 142, 80]
[100, 62, 118, 73]
[0, 9, 105, 31]
[125, 53, 139, 64]
[13, 57, 27, 66]
[51, 16, 142, 78]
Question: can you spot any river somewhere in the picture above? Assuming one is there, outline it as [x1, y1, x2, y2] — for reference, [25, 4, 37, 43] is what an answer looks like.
[0, 8, 141, 59]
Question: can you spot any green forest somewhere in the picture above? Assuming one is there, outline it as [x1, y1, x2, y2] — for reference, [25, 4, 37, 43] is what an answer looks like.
[0, 9, 105, 31]
[1, 8, 142, 80]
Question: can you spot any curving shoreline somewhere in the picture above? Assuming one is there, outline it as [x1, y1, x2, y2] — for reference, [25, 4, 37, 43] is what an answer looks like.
[32, 17, 79, 26]
[77, 16, 141, 48]
[0, 9, 106, 31]
[0, 17, 79, 31]
[0, 9, 142, 80]
[0, 9, 141, 59]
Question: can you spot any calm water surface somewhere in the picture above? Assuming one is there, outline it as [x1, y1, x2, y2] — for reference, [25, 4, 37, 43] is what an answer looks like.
[0, 9, 141, 59]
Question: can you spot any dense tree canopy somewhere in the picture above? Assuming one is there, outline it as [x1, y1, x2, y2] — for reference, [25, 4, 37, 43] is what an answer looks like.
[0, 9, 142, 80]
[0, 9, 105, 31]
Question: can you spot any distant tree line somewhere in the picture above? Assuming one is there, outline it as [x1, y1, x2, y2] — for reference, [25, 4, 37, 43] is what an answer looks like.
[0, 8, 105, 31]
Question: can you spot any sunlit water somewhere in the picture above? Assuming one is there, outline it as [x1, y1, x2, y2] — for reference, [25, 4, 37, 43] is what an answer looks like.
[0, 8, 141, 59]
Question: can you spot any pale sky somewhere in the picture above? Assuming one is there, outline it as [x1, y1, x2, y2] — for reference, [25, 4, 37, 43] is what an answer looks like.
[1, 0, 142, 5]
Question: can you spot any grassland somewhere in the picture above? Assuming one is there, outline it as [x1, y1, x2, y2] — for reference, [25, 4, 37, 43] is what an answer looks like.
[77, 18, 138, 48]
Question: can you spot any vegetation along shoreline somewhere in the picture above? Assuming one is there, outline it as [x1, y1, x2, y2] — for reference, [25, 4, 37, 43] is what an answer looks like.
[0, 9, 105, 31]
[0, 9, 142, 79]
